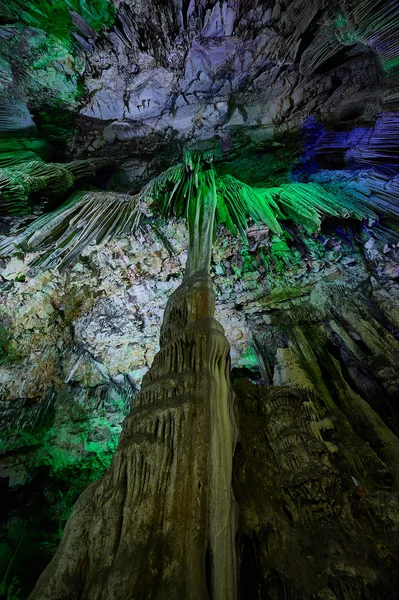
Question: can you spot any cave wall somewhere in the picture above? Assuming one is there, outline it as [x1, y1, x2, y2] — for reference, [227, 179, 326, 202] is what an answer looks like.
[17, 215, 399, 600]
[235, 378, 399, 599]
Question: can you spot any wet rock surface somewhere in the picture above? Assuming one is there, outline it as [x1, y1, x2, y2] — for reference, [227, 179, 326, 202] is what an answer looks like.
[1, 213, 399, 597]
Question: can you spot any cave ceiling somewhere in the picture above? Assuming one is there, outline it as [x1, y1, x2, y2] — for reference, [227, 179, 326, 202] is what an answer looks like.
[2, 0, 399, 169]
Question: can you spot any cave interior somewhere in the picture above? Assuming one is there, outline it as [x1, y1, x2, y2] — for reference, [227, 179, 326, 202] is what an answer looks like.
[1, 1, 399, 599]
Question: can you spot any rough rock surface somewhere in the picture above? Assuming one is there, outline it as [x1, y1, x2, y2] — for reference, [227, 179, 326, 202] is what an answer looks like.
[77, 0, 393, 150]
[26, 234, 399, 599]
[1, 1, 399, 597]
[3, 1, 398, 165]
[30, 270, 238, 600]
[2, 211, 399, 597]
[235, 380, 399, 599]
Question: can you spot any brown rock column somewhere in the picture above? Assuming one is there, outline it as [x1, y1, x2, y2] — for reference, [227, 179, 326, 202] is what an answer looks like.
[30, 270, 238, 600]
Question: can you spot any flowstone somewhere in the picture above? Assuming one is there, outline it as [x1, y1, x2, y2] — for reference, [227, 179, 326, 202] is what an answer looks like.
[30, 271, 238, 600]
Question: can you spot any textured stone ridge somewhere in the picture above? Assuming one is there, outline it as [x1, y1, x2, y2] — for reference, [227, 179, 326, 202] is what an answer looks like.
[27, 265, 399, 599]
[235, 380, 399, 599]
[29, 271, 238, 600]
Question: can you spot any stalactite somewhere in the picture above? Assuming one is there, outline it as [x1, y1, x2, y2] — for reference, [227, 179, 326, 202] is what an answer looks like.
[0, 190, 142, 268]
[315, 112, 399, 169]
[0, 157, 109, 216]
[298, 1, 399, 76]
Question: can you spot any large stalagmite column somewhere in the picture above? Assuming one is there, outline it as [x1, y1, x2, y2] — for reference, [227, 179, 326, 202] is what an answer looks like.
[30, 158, 238, 599]
[30, 267, 238, 599]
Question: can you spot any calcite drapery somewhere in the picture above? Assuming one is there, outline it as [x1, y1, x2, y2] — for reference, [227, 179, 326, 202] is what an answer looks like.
[234, 379, 399, 599]
[29, 269, 238, 599]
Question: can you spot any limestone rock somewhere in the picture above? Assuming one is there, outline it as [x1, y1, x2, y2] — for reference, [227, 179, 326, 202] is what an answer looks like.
[30, 271, 238, 600]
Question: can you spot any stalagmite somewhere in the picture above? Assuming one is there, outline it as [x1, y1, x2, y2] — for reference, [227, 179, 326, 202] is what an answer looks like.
[29, 238, 238, 600]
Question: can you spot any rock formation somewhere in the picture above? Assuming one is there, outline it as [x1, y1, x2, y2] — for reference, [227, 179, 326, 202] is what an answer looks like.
[1, 1, 399, 598]
[235, 379, 399, 598]
[29, 267, 238, 599]
[27, 260, 399, 600]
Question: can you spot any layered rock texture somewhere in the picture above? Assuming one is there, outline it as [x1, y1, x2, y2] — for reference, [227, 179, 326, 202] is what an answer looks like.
[1, 1, 399, 599]
[1, 209, 398, 598]
[2, 0, 399, 165]
[235, 378, 399, 598]
[57, 0, 399, 151]
[23, 242, 399, 599]
[29, 270, 238, 599]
